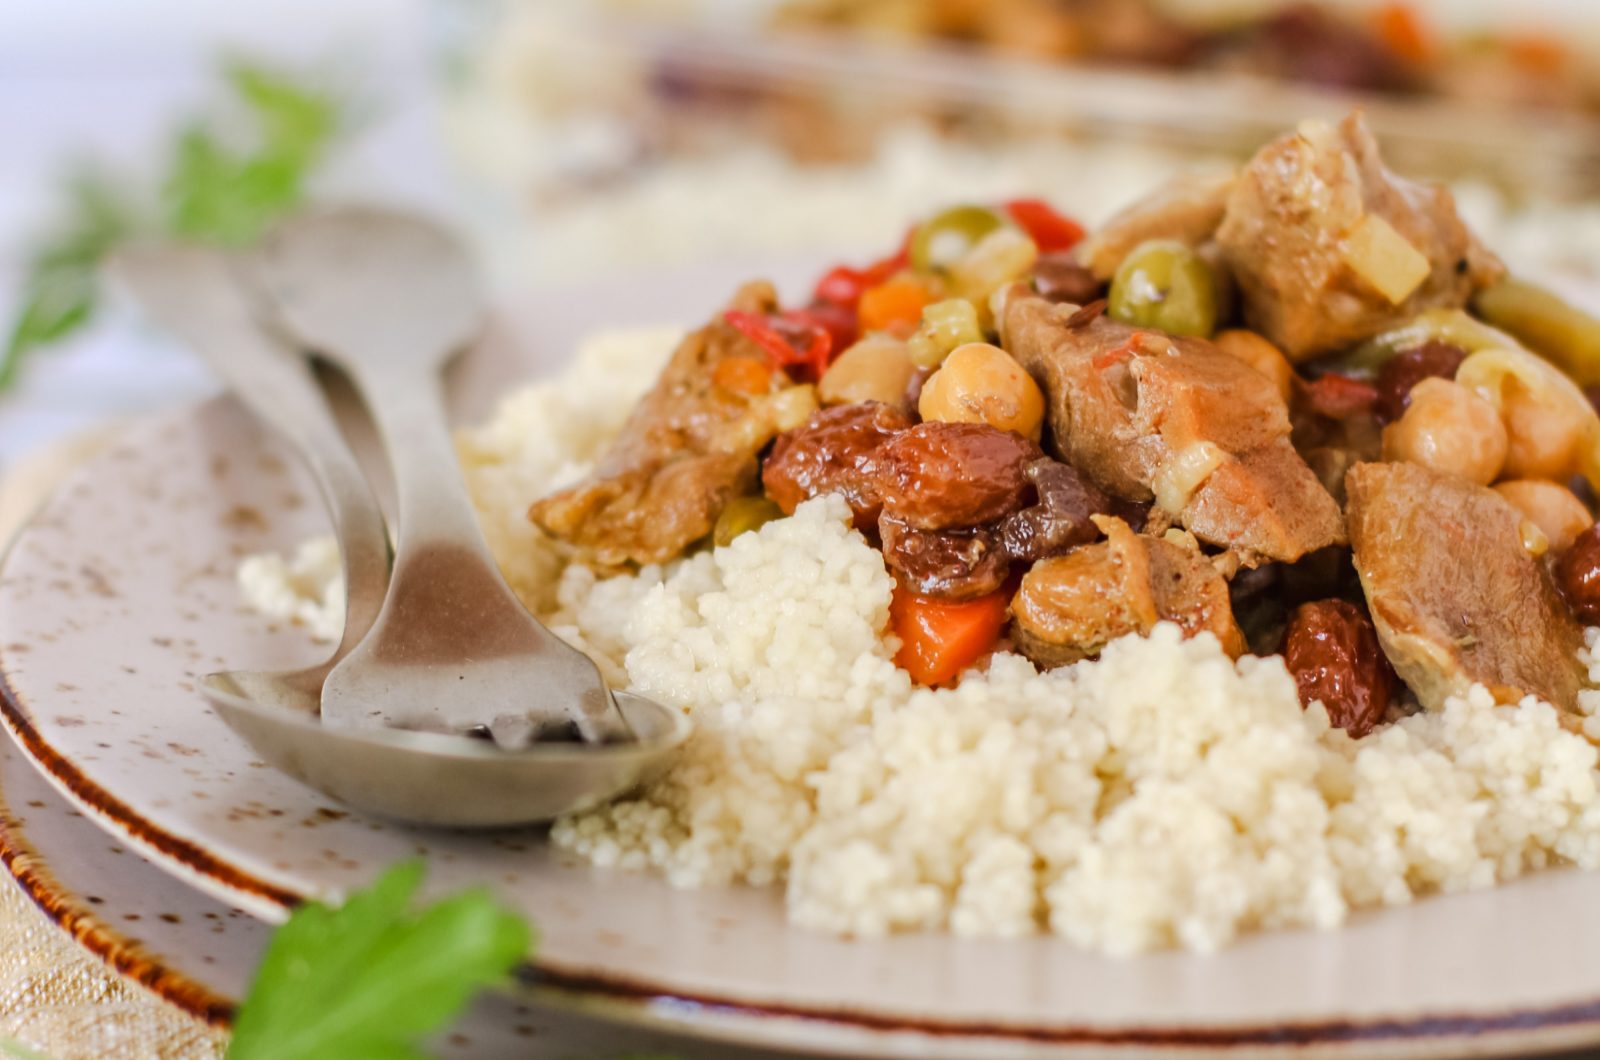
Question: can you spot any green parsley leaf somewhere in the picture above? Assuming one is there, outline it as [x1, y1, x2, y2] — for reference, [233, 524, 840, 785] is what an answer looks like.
[0, 172, 135, 391]
[164, 61, 341, 247]
[1, 60, 346, 393]
[226, 861, 532, 1060]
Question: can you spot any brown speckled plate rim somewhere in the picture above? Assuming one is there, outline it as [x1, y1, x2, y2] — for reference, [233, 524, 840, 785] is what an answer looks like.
[0, 730, 235, 1027]
[5, 413, 1600, 1057]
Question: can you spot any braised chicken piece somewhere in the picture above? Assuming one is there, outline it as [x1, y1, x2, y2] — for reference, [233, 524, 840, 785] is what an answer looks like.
[1003, 292, 1344, 564]
[1215, 112, 1503, 362]
[1345, 460, 1585, 711]
[1012, 516, 1246, 668]
[531, 282, 811, 567]
[1073, 169, 1236, 281]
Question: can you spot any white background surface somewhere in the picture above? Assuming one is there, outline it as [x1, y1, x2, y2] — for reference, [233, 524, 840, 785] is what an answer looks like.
[2, 0, 1596, 474]
[0, 0, 461, 472]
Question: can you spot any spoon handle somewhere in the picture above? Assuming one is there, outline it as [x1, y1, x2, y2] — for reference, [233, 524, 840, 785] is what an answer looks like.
[110, 244, 391, 669]
[341, 364, 489, 558]
[335, 355, 633, 742]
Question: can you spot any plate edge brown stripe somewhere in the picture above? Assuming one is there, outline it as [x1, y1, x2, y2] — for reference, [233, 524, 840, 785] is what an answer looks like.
[0, 793, 236, 1025]
[0, 673, 301, 910]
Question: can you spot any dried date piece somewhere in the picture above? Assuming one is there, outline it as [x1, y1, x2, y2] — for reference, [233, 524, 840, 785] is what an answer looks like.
[875, 422, 1042, 530]
[762, 402, 912, 529]
[1556, 523, 1600, 624]
[1373, 341, 1468, 424]
[998, 459, 1110, 563]
[880, 515, 1009, 600]
[1283, 599, 1397, 738]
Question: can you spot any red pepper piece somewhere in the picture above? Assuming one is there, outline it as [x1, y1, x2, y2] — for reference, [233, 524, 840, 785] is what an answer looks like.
[724, 309, 833, 383]
[1302, 373, 1381, 420]
[793, 301, 858, 355]
[1003, 198, 1086, 254]
[814, 266, 871, 307]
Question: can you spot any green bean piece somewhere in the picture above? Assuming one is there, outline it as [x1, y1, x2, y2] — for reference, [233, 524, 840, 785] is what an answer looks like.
[1474, 278, 1600, 388]
[713, 496, 785, 547]
[1107, 239, 1217, 338]
[909, 205, 1007, 275]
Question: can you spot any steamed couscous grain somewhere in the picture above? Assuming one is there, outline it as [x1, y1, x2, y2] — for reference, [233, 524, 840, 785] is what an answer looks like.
[241, 327, 1600, 956]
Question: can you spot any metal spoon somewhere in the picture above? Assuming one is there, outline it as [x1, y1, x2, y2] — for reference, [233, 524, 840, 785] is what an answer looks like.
[117, 237, 689, 827]
[248, 206, 637, 748]
[109, 243, 392, 714]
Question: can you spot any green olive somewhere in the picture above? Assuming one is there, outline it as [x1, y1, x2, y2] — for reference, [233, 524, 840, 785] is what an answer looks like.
[909, 204, 1008, 275]
[713, 496, 784, 547]
[1107, 239, 1218, 338]
[1474, 278, 1600, 389]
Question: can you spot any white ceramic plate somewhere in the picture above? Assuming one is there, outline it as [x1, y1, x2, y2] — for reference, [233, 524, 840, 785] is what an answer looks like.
[0, 716, 782, 1059]
[6, 269, 1600, 1059]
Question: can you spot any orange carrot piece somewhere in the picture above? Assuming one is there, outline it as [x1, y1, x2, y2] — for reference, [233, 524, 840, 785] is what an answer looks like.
[890, 587, 1010, 687]
[1371, 3, 1431, 65]
[858, 278, 931, 334]
[712, 355, 776, 396]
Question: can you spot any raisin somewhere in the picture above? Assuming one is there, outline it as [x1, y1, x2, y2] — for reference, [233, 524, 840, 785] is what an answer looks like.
[1031, 253, 1104, 305]
[762, 402, 911, 529]
[998, 459, 1109, 562]
[879, 515, 1010, 600]
[1556, 522, 1600, 624]
[875, 422, 1042, 530]
[1283, 599, 1397, 738]
[1373, 341, 1468, 424]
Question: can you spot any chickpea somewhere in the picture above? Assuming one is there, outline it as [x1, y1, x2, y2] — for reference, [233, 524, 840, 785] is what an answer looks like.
[1493, 479, 1594, 554]
[818, 336, 918, 412]
[1213, 329, 1293, 402]
[1381, 377, 1507, 485]
[1499, 377, 1588, 480]
[918, 342, 1046, 440]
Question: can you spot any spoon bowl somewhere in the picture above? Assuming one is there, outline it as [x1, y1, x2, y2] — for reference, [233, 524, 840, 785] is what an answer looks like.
[202, 676, 689, 827]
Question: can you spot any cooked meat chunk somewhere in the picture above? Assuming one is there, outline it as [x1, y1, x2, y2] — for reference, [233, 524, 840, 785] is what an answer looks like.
[1074, 169, 1237, 281]
[1003, 291, 1345, 563]
[880, 516, 1010, 600]
[1215, 112, 1504, 362]
[875, 422, 1041, 530]
[762, 401, 913, 530]
[531, 282, 809, 567]
[1345, 460, 1584, 711]
[1011, 516, 1246, 668]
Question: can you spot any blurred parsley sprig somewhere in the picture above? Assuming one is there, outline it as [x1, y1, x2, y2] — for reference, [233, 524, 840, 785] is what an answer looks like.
[226, 861, 531, 1060]
[1, 61, 348, 392]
